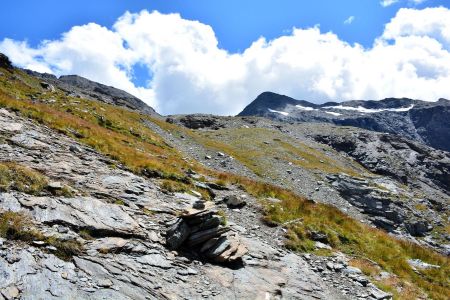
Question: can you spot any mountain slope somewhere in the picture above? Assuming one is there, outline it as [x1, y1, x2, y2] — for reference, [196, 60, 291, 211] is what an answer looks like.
[1, 54, 449, 299]
[25, 70, 157, 115]
[238, 92, 450, 152]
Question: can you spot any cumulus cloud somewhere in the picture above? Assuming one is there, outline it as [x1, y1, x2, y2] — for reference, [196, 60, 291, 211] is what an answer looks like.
[344, 16, 355, 25]
[1, 8, 450, 115]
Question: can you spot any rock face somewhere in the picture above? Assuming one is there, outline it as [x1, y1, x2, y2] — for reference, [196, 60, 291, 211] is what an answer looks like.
[327, 174, 434, 236]
[238, 92, 450, 152]
[314, 131, 450, 202]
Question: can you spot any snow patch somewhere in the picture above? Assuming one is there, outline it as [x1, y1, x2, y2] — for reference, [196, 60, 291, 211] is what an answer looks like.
[322, 104, 414, 113]
[295, 105, 316, 111]
[268, 108, 289, 116]
[324, 111, 342, 116]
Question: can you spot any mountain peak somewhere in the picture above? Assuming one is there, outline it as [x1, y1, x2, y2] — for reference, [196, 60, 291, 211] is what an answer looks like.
[237, 91, 450, 152]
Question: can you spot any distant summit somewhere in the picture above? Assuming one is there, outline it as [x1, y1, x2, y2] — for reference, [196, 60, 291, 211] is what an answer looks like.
[238, 92, 450, 152]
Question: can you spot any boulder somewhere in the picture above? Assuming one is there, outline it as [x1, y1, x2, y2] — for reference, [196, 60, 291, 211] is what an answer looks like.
[40, 82, 55, 92]
[223, 195, 247, 209]
[405, 220, 432, 237]
[186, 227, 229, 247]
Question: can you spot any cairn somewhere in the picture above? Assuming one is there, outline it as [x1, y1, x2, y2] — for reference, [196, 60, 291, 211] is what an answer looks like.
[165, 201, 247, 264]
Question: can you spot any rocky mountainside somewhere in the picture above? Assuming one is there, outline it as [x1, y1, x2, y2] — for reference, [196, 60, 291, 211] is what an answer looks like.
[24, 70, 157, 115]
[238, 92, 450, 152]
[0, 54, 449, 299]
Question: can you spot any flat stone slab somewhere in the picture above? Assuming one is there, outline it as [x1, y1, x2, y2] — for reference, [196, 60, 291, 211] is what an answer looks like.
[19, 196, 141, 236]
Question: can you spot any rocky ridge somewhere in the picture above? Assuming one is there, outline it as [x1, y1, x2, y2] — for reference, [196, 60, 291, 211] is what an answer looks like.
[24, 70, 157, 115]
[238, 91, 450, 152]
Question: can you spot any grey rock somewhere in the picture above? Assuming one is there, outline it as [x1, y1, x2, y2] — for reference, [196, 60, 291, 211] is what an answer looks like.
[370, 288, 392, 300]
[20, 196, 141, 236]
[223, 195, 247, 209]
[205, 237, 230, 258]
[97, 279, 113, 288]
[40, 82, 55, 92]
[165, 219, 191, 250]
[407, 258, 440, 270]
[186, 227, 229, 247]
[137, 254, 172, 269]
[405, 220, 431, 237]
[9, 132, 49, 150]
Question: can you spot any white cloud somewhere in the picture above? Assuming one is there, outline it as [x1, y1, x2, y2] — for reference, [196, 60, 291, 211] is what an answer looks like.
[344, 16, 355, 25]
[410, 0, 428, 4]
[1, 8, 450, 115]
[381, 0, 428, 7]
[381, 0, 399, 7]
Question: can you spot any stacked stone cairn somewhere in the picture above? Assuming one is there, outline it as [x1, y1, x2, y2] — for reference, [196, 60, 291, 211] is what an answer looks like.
[165, 201, 247, 264]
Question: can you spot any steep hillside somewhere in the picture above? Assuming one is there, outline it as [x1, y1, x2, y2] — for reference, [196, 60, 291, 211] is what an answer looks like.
[238, 92, 450, 152]
[0, 56, 449, 299]
[25, 70, 157, 115]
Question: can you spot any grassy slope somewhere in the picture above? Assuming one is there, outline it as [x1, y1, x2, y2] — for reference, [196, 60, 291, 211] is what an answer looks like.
[0, 67, 448, 299]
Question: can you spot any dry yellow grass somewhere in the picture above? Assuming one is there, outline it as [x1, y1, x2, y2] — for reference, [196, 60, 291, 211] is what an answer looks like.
[0, 211, 82, 260]
[0, 161, 47, 194]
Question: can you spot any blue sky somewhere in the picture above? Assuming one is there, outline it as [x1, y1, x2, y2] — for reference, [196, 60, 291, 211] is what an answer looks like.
[2, 0, 446, 51]
[1, 1, 450, 115]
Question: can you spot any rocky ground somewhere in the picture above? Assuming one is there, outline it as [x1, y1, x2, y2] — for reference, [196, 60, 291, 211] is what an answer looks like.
[0, 108, 399, 299]
[161, 114, 450, 255]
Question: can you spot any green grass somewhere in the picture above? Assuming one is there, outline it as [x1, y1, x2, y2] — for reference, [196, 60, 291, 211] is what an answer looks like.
[262, 193, 450, 300]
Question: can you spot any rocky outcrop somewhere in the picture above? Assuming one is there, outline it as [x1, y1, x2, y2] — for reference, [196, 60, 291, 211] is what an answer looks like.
[0, 53, 13, 69]
[314, 131, 450, 201]
[326, 174, 435, 236]
[1, 109, 368, 299]
[166, 114, 226, 130]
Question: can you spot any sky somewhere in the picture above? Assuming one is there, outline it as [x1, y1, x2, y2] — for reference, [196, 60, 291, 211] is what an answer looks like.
[1, 0, 450, 115]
